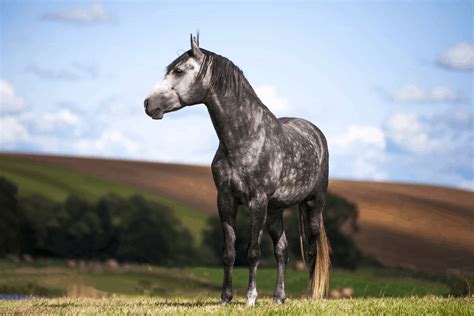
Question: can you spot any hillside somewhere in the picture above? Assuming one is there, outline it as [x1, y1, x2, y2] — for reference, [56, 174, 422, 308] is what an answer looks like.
[0, 152, 473, 273]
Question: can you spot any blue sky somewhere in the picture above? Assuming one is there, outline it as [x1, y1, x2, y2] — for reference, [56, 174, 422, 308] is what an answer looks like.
[1, 1, 473, 190]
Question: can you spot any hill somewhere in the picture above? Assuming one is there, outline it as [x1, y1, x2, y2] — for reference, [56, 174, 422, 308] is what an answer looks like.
[0, 152, 473, 273]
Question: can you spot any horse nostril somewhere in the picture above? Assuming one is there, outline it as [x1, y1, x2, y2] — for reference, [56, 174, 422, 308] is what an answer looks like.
[144, 98, 149, 109]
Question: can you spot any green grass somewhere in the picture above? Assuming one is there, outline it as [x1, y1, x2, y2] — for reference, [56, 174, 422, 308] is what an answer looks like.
[0, 260, 465, 315]
[1, 297, 472, 315]
[0, 156, 209, 244]
[0, 260, 448, 299]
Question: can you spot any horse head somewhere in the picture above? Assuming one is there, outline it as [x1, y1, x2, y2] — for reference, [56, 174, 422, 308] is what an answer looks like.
[144, 34, 209, 120]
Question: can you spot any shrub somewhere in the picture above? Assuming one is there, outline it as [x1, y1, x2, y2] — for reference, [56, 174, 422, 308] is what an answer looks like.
[447, 269, 473, 297]
[0, 177, 22, 256]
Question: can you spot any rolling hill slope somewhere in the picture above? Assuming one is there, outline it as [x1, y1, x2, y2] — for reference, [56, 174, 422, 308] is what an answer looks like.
[0, 152, 473, 273]
[0, 154, 209, 244]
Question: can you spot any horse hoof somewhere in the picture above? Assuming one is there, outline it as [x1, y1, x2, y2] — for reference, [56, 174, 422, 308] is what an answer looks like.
[273, 297, 286, 304]
[246, 289, 257, 306]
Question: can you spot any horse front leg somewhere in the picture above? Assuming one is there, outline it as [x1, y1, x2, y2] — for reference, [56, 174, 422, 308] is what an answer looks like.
[217, 191, 238, 304]
[246, 193, 268, 306]
[266, 209, 288, 304]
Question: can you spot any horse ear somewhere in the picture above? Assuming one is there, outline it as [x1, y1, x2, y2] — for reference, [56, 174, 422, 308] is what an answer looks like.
[190, 33, 203, 59]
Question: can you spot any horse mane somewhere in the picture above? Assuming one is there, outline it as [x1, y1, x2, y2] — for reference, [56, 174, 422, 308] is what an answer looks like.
[166, 49, 257, 98]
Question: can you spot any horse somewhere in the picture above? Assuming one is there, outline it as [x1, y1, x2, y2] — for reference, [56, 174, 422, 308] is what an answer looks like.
[144, 34, 330, 306]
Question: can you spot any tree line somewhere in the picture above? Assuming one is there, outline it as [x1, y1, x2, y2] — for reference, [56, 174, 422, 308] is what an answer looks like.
[0, 176, 365, 268]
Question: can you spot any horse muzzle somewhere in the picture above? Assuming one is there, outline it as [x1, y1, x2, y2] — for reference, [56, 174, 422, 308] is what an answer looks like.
[144, 97, 165, 120]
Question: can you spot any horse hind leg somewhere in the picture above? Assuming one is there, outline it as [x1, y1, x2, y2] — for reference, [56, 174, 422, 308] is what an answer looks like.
[266, 209, 288, 304]
[298, 192, 331, 299]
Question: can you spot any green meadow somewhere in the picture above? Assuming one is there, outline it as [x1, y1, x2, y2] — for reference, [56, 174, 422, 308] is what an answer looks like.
[0, 260, 471, 315]
[2, 297, 472, 315]
[0, 259, 448, 298]
[0, 156, 209, 244]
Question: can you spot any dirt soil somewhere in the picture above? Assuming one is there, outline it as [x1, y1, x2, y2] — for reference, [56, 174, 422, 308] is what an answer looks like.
[2, 152, 473, 274]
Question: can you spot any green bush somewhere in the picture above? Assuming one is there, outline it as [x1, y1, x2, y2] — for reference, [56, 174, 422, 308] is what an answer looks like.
[0, 177, 23, 256]
[447, 269, 473, 297]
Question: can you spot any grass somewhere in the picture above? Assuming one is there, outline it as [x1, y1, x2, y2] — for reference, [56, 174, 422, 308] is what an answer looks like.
[0, 156, 209, 244]
[1, 297, 472, 315]
[0, 261, 467, 315]
[0, 260, 448, 299]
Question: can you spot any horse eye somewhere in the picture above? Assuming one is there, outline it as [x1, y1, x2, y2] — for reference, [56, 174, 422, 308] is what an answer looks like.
[175, 68, 184, 75]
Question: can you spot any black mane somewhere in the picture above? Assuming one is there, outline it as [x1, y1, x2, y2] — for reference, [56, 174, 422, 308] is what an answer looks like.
[166, 49, 255, 97]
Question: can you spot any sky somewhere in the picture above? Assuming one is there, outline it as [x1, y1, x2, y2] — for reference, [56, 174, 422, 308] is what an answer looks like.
[0, 1, 473, 190]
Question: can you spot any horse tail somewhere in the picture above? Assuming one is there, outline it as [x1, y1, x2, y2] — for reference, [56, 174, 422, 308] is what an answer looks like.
[299, 208, 330, 300]
[310, 211, 330, 299]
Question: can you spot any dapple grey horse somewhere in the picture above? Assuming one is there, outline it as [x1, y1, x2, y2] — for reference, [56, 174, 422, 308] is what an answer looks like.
[144, 35, 330, 306]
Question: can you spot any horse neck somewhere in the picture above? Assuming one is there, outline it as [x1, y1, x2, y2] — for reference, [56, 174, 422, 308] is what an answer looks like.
[204, 87, 280, 152]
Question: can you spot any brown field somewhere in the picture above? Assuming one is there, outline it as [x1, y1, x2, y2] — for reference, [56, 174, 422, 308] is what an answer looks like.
[1, 152, 473, 274]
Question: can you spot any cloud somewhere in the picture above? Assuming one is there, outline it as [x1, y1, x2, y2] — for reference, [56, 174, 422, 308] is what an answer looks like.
[136, 114, 217, 163]
[334, 125, 386, 149]
[0, 116, 30, 144]
[0, 80, 24, 113]
[74, 130, 139, 156]
[330, 125, 387, 180]
[392, 84, 465, 103]
[21, 109, 81, 131]
[26, 63, 98, 80]
[386, 113, 440, 153]
[437, 42, 474, 71]
[255, 85, 289, 116]
[42, 4, 113, 24]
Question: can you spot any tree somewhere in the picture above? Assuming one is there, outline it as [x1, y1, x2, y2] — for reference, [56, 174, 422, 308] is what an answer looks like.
[0, 177, 22, 256]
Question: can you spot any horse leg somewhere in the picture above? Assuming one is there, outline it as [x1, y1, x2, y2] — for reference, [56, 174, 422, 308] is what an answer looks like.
[299, 192, 330, 299]
[246, 193, 268, 306]
[266, 209, 288, 304]
[217, 191, 238, 304]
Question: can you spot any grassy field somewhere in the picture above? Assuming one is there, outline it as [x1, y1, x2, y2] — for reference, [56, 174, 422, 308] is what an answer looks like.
[1, 260, 466, 315]
[0, 156, 209, 244]
[1, 296, 472, 315]
[0, 260, 448, 299]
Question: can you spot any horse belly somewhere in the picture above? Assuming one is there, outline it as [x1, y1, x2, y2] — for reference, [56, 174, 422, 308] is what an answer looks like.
[269, 172, 314, 209]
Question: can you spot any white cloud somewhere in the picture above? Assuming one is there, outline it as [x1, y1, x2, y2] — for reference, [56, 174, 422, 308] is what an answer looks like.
[21, 109, 81, 131]
[392, 84, 464, 103]
[430, 85, 460, 102]
[330, 125, 387, 180]
[334, 125, 386, 149]
[70, 112, 216, 162]
[392, 84, 425, 103]
[386, 113, 440, 153]
[138, 114, 217, 163]
[255, 85, 289, 116]
[74, 130, 139, 156]
[42, 4, 113, 24]
[26, 63, 98, 81]
[0, 80, 24, 112]
[438, 42, 474, 71]
[0, 116, 30, 144]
